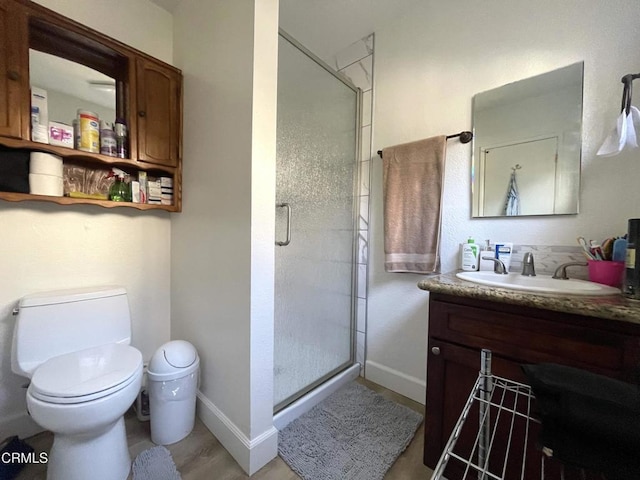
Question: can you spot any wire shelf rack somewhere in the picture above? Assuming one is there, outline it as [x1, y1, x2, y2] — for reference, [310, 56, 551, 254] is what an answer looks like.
[430, 350, 608, 480]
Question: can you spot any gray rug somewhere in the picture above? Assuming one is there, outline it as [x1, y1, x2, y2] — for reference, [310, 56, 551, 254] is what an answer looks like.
[278, 381, 423, 480]
[132, 445, 181, 480]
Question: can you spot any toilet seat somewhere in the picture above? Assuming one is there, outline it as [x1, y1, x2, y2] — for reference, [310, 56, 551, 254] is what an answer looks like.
[29, 343, 142, 405]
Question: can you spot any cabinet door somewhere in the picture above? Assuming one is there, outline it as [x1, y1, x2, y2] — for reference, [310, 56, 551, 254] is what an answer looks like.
[0, 0, 27, 139]
[425, 340, 605, 480]
[135, 58, 181, 167]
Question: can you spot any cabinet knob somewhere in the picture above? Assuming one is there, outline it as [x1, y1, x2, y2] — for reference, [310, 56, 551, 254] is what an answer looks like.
[138, 110, 146, 117]
[7, 70, 20, 81]
[431, 346, 441, 355]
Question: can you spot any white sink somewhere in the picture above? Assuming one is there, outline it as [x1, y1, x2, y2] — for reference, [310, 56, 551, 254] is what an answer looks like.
[456, 271, 621, 296]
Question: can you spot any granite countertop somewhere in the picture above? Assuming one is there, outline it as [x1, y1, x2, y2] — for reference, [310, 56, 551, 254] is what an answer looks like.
[417, 272, 640, 325]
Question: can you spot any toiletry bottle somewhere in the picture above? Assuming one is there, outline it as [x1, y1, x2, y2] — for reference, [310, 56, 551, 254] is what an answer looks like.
[495, 242, 513, 273]
[461, 237, 480, 271]
[100, 121, 117, 157]
[624, 219, 639, 299]
[115, 118, 128, 159]
[480, 240, 495, 271]
[108, 168, 131, 202]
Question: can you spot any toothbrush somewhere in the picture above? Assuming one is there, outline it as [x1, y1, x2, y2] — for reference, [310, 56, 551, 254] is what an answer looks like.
[577, 237, 596, 260]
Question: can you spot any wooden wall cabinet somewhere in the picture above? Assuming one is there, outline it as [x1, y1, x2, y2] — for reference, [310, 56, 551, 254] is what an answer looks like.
[0, 0, 28, 139]
[424, 293, 640, 479]
[135, 58, 181, 168]
[0, 0, 183, 212]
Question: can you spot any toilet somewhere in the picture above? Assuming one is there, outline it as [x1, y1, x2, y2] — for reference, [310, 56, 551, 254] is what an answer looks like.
[11, 286, 143, 480]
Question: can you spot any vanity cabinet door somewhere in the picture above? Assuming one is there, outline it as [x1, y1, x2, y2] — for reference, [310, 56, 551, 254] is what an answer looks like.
[425, 340, 566, 480]
[0, 0, 27, 139]
[135, 57, 181, 168]
[425, 294, 640, 479]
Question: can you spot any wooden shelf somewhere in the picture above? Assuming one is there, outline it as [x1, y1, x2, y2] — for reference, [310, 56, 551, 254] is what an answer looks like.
[0, 191, 177, 211]
[0, 137, 176, 175]
[0, 0, 183, 213]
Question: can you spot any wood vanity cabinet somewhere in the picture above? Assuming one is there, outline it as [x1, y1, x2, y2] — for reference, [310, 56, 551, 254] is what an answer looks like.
[0, 0, 183, 211]
[424, 292, 640, 479]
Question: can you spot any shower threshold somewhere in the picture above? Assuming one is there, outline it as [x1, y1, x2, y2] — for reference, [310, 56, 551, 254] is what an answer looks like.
[273, 363, 360, 430]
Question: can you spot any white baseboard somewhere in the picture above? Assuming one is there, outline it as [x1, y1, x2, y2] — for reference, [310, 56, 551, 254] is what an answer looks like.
[365, 360, 426, 405]
[196, 391, 278, 475]
[0, 411, 44, 440]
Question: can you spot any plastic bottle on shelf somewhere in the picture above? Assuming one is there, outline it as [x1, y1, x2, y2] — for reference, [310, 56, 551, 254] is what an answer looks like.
[108, 168, 131, 202]
[100, 121, 116, 157]
[115, 118, 128, 159]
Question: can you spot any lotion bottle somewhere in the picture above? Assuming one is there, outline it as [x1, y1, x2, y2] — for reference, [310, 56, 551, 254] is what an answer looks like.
[461, 237, 480, 271]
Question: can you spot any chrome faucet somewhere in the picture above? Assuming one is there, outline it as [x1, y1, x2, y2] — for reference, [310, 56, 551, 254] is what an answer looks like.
[521, 252, 536, 276]
[552, 261, 588, 280]
[482, 256, 508, 274]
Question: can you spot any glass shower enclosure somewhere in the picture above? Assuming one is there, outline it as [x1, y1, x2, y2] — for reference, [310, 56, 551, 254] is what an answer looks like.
[274, 32, 360, 411]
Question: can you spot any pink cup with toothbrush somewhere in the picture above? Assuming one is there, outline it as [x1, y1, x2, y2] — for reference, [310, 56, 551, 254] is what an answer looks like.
[587, 260, 625, 288]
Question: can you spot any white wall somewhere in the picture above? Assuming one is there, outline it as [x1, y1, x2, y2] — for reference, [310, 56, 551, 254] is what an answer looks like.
[367, 0, 640, 402]
[0, 0, 173, 439]
[32, 0, 173, 64]
[171, 0, 278, 474]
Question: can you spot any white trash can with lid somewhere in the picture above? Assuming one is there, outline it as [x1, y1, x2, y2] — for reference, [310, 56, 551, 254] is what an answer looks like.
[148, 340, 200, 445]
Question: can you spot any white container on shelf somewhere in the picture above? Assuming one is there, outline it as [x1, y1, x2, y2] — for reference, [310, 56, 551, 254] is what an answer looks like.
[77, 109, 100, 153]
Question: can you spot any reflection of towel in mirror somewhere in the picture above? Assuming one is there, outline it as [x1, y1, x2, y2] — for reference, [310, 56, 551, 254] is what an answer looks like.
[503, 171, 520, 216]
[382, 136, 446, 273]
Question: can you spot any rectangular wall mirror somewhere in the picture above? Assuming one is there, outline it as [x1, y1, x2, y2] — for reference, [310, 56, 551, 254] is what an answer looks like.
[471, 62, 584, 217]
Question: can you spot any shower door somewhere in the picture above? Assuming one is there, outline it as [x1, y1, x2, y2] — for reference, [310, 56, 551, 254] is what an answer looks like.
[274, 32, 360, 411]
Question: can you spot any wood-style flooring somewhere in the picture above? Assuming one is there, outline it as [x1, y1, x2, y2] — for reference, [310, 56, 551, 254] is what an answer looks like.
[17, 378, 433, 479]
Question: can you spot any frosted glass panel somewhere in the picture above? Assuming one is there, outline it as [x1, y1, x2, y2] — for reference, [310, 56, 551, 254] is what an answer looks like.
[274, 36, 358, 409]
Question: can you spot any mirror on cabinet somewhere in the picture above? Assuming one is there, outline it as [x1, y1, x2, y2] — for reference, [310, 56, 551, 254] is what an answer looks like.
[29, 49, 117, 128]
[471, 62, 583, 217]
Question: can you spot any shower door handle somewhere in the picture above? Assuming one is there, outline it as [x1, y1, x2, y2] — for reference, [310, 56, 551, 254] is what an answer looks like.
[276, 203, 292, 246]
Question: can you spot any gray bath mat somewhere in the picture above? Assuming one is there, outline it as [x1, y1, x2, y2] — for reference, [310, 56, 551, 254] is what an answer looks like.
[132, 445, 181, 480]
[278, 381, 423, 480]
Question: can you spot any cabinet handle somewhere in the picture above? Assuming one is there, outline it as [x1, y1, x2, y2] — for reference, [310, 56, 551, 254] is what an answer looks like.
[138, 110, 146, 117]
[7, 70, 20, 81]
[431, 346, 441, 355]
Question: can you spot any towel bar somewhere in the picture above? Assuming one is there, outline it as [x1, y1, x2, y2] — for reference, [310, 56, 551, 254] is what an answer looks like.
[377, 131, 472, 158]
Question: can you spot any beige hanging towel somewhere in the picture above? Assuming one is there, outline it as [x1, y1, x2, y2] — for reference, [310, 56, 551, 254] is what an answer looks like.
[382, 135, 446, 274]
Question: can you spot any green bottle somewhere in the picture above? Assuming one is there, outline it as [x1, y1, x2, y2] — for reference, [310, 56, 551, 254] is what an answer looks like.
[109, 168, 131, 202]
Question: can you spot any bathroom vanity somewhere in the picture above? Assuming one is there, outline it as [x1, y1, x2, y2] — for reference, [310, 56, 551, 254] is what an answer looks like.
[418, 274, 640, 479]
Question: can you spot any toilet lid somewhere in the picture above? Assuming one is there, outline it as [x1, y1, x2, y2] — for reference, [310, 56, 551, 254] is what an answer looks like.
[29, 344, 142, 404]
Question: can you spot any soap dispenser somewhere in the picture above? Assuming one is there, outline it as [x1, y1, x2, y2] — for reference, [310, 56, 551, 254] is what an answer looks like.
[480, 240, 496, 271]
[108, 168, 131, 202]
[460, 237, 480, 271]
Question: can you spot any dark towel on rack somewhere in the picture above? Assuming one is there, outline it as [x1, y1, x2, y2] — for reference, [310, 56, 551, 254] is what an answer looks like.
[522, 363, 640, 479]
[382, 136, 446, 274]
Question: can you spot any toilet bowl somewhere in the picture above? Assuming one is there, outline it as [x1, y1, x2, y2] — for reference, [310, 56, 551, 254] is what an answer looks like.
[11, 286, 143, 480]
[27, 343, 142, 480]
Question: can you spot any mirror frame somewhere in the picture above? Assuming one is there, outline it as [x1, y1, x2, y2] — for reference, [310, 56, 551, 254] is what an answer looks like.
[29, 15, 128, 119]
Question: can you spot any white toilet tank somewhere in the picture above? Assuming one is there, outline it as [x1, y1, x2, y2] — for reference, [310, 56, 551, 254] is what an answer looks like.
[11, 286, 132, 378]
